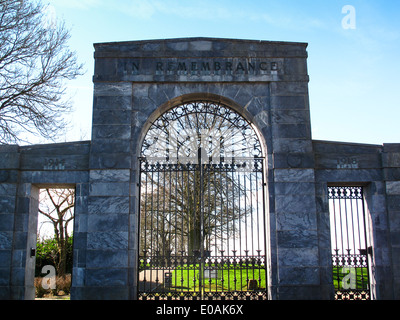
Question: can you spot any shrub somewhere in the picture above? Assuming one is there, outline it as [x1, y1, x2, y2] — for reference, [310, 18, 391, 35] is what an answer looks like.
[34, 274, 72, 298]
[56, 274, 71, 295]
[35, 235, 73, 277]
[34, 277, 48, 298]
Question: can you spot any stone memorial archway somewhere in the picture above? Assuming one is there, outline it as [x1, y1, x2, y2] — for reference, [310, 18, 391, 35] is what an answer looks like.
[0, 38, 398, 300]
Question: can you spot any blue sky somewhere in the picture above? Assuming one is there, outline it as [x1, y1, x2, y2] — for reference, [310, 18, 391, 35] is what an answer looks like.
[45, 0, 400, 145]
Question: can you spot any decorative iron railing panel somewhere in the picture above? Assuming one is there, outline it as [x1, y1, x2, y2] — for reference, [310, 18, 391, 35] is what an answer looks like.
[328, 186, 371, 300]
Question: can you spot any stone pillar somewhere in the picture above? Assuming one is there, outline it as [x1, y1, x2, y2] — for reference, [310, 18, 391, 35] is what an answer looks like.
[383, 143, 400, 299]
[269, 79, 328, 299]
[70, 182, 89, 298]
[74, 82, 133, 299]
[0, 146, 20, 299]
[9, 183, 39, 300]
[0, 147, 40, 300]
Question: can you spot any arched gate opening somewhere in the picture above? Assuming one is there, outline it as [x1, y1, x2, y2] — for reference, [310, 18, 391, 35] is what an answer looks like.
[137, 100, 268, 300]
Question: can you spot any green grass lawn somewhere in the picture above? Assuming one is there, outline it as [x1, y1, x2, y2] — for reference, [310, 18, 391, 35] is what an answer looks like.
[332, 267, 369, 290]
[170, 264, 266, 292]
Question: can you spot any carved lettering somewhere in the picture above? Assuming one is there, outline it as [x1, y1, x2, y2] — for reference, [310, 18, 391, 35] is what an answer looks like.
[138, 60, 279, 76]
[337, 157, 358, 169]
[167, 62, 174, 71]
[236, 62, 245, 71]
[177, 62, 187, 71]
[201, 62, 210, 71]
[132, 62, 140, 71]
[44, 158, 66, 170]
[248, 62, 255, 72]
[259, 62, 268, 71]
[156, 62, 163, 71]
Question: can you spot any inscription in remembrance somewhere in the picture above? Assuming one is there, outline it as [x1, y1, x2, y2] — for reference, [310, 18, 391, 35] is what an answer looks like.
[122, 59, 279, 76]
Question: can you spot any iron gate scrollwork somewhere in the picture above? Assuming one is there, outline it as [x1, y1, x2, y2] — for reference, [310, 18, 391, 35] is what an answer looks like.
[138, 101, 268, 300]
[328, 186, 371, 300]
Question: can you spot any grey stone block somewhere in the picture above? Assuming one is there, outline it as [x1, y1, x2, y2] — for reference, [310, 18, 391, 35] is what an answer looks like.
[278, 267, 319, 285]
[92, 109, 131, 125]
[383, 152, 400, 168]
[270, 95, 306, 110]
[88, 196, 129, 214]
[313, 140, 382, 154]
[20, 141, 90, 156]
[384, 168, 400, 181]
[273, 152, 315, 168]
[26, 171, 89, 184]
[277, 230, 318, 249]
[273, 138, 313, 154]
[0, 196, 16, 214]
[72, 232, 87, 254]
[0, 153, 20, 170]
[92, 125, 131, 140]
[270, 82, 309, 95]
[89, 182, 129, 196]
[87, 214, 129, 232]
[89, 153, 131, 169]
[278, 247, 319, 267]
[0, 251, 11, 268]
[277, 285, 333, 300]
[387, 195, 400, 211]
[71, 286, 130, 300]
[315, 169, 383, 182]
[86, 250, 128, 268]
[0, 214, 13, 231]
[0, 268, 11, 286]
[90, 169, 130, 182]
[94, 82, 132, 97]
[383, 143, 400, 153]
[94, 95, 132, 110]
[86, 268, 128, 286]
[274, 169, 315, 182]
[0, 184, 17, 196]
[0, 232, 13, 250]
[71, 267, 85, 287]
[271, 109, 309, 124]
[272, 124, 310, 139]
[0, 145, 19, 153]
[87, 232, 128, 250]
[90, 139, 131, 154]
[277, 211, 317, 231]
[274, 182, 316, 195]
[275, 194, 316, 215]
[387, 181, 400, 195]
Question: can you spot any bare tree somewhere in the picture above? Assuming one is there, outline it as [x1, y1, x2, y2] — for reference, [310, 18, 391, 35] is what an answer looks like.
[0, 0, 83, 144]
[39, 188, 75, 277]
[140, 169, 251, 257]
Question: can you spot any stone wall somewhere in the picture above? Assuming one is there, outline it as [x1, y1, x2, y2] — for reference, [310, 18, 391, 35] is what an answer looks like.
[0, 142, 89, 299]
[0, 38, 398, 300]
[314, 140, 400, 299]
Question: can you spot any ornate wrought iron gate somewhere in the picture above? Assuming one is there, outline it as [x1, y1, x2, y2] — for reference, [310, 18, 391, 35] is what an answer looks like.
[137, 101, 267, 300]
[328, 186, 371, 300]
